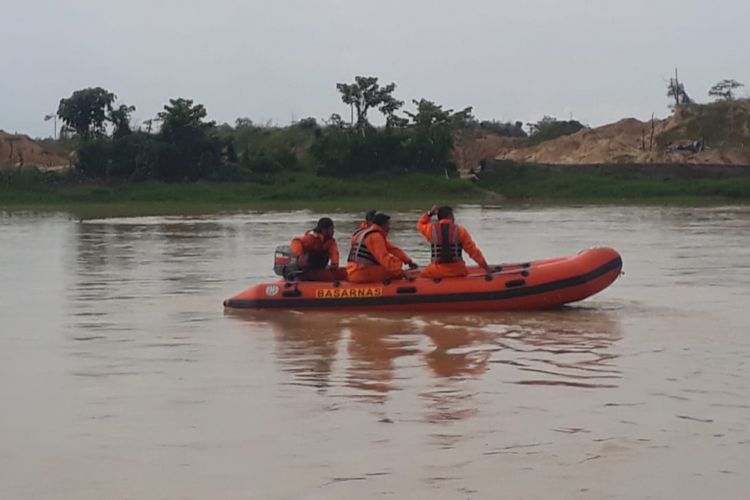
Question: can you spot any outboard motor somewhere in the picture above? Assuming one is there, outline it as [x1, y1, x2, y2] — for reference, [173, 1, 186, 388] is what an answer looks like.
[273, 245, 301, 280]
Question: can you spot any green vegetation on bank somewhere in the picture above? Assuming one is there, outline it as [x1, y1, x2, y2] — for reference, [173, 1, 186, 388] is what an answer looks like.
[3, 164, 748, 217]
[477, 163, 750, 202]
[0, 170, 482, 213]
[3, 74, 750, 215]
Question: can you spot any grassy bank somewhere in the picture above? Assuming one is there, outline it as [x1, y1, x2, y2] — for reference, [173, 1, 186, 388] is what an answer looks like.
[477, 163, 750, 203]
[2, 166, 749, 217]
[0, 172, 482, 216]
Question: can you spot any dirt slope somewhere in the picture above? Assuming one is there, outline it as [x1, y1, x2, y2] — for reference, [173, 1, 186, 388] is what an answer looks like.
[0, 130, 70, 170]
[451, 130, 522, 176]
[496, 112, 750, 165]
[448, 100, 750, 171]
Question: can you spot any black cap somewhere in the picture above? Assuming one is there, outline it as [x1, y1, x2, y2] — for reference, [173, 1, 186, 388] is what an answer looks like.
[365, 210, 377, 223]
[315, 217, 334, 231]
[373, 213, 391, 227]
[436, 206, 454, 220]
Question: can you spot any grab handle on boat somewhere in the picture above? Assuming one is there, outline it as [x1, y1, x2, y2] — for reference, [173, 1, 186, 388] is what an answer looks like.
[505, 279, 526, 288]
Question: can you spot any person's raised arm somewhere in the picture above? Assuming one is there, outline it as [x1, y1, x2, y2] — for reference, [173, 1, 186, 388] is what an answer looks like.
[417, 206, 438, 240]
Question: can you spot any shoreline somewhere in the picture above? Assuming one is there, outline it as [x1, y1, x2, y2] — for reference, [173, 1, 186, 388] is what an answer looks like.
[484, 160, 750, 179]
[2, 168, 749, 217]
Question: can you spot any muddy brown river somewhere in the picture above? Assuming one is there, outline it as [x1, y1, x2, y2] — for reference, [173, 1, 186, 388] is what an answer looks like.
[1, 206, 749, 499]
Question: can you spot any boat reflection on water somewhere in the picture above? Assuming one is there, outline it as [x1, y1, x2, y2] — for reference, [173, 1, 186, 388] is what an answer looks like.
[342, 314, 421, 400]
[226, 306, 623, 420]
[470, 308, 625, 389]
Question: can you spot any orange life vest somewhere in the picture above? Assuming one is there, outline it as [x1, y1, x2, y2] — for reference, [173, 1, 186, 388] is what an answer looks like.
[292, 231, 331, 269]
[347, 227, 379, 265]
[430, 222, 463, 263]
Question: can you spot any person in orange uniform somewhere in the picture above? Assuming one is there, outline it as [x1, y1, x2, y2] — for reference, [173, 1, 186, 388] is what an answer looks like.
[347, 213, 417, 283]
[355, 210, 417, 270]
[290, 217, 348, 281]
[416, 205, 491, 278]
[358, 210, 378, 230]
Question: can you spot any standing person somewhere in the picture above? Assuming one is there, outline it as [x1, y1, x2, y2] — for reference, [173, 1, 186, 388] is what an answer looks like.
[290, 217, 347, 281]
[353, 210, 418, 270]
[347, 213, 416, 283]
[416, 205, 491, 278]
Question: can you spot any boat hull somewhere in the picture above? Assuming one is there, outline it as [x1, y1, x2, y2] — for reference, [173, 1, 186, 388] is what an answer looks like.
[223, 247, 622, 312]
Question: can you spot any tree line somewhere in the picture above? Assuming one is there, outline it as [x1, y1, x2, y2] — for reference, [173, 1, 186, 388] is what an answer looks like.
[54, 72, 745, 183]
[54, 77, 583, 182]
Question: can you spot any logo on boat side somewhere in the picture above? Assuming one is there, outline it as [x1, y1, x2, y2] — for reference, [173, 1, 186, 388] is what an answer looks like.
[265, 285, 280, 296]
[315, 287, 383, 299]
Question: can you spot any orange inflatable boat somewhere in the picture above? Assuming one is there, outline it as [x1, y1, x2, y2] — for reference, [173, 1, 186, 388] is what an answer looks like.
[223, 247, 622, 312]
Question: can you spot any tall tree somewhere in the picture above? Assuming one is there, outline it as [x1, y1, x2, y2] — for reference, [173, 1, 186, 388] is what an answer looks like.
[156, 98, 220, 180]
[158, 98, 215, 140]
[109, 104, 136, 138]
[404, 99, 474, 173]
[708, 79, 745, 101]
[57, 87, 116, 138]
[235, 117, 255, 129]
[335, 76, 403, 134]
[405, 99, 473, 129]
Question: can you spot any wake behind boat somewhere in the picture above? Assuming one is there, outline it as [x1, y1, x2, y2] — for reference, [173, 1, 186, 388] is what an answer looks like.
[223, 247, 622, 312]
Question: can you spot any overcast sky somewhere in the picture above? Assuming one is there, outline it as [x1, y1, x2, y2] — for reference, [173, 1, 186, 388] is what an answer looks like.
[2, 0, 749, 137]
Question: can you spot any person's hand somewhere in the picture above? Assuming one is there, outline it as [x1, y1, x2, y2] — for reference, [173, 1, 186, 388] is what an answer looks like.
[296, 254, 309, 268]
[328, 264, 339, 271]
[407, 261, 419, 270]
[428, 205, 438, 216]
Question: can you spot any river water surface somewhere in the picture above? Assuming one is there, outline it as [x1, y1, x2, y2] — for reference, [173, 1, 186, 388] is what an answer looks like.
[1, 206, 749, 499]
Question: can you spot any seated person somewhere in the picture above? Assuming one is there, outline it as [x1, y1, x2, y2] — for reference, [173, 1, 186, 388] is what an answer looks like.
[347, 213, 415, 283]
[416, 205, 491, 278]
[354, 210, 418, 270]
[290, 217, 348, 281]
[358, 209, 378, 230]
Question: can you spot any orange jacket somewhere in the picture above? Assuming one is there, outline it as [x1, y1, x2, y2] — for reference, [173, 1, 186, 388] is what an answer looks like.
[346, 224, 404, 282]
[290, 230, 340, 267]
[416, 213, 487, 267]
[355, 222, 412, 264]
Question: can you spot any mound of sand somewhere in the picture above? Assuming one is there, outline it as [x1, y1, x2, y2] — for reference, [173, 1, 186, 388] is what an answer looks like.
[0, 130, 70, 170]
[483, 101, 750, 167]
